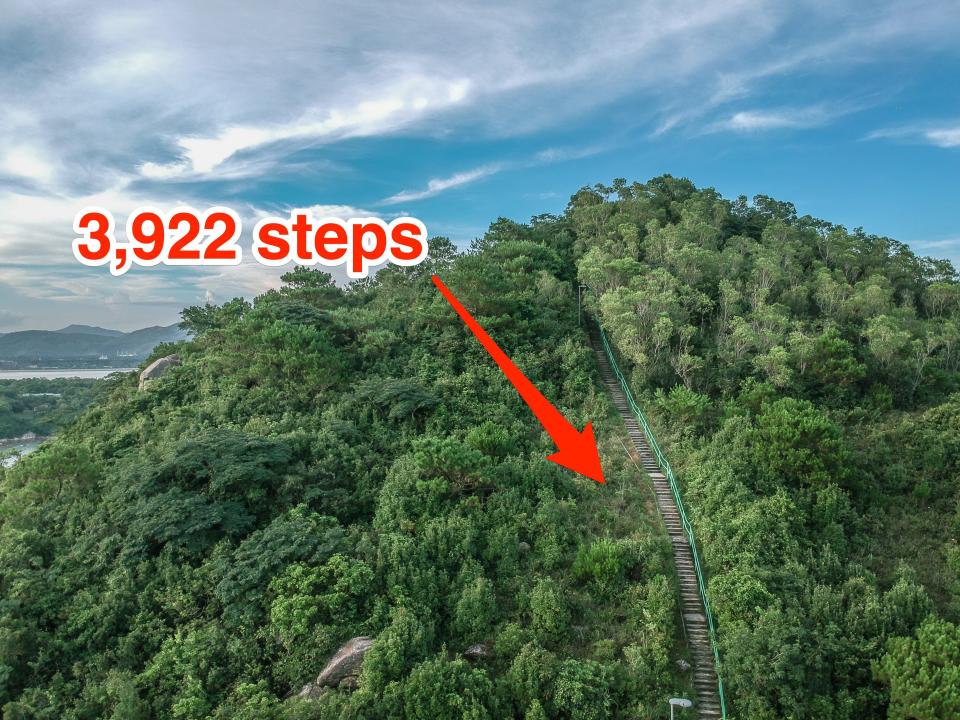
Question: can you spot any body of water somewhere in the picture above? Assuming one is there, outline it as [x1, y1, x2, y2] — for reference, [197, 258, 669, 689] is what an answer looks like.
[0, 368, 136, 380]
[1, 437, 45, 468]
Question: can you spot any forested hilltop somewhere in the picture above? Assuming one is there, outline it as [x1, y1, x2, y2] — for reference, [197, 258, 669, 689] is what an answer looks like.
[572, 176, 960, 718]
[2, 175, 959, 719]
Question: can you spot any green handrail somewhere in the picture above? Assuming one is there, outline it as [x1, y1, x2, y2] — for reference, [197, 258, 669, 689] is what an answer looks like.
[595, 321, 728, 719]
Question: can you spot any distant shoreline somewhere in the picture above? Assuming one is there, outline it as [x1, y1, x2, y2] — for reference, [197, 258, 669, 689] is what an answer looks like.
[0, 433, 50, 446]
[0, 435, 48, 468]
[0, 368, 136, 380]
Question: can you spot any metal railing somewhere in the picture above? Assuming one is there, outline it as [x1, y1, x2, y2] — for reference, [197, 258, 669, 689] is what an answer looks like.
[594, 321, 727, 719]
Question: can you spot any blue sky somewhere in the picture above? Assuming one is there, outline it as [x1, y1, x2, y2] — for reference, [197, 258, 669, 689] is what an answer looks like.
[0, 0, 958, 330]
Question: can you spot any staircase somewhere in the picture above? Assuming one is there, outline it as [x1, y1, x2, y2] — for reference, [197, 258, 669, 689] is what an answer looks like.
[590, 329, 723, 720]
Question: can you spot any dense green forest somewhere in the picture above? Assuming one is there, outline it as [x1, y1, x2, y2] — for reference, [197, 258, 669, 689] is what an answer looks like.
[0, 230, 684, 718]
[573, 177, 960, 718]
[2, 175, 959, 719]
[0, 379, 105, 440]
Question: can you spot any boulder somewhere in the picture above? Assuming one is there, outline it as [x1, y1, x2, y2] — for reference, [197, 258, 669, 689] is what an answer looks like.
[463, 643, 491, 663]
[139, 354, 181, 390]
[298, 636, 373, 699]
[296, 683, 327, 701]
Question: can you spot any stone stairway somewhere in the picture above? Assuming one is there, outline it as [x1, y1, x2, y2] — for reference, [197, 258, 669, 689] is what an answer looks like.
[590, 330, 723, 720]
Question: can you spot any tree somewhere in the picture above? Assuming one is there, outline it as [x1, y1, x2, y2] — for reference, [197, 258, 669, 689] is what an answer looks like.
[402, 656, 495, 719]
[528, 578, 569, 643]
[452, 574, 497, 641]
[179, 297, 250, 334]
[876, 618, 960, 719]
[753, 398, 849, 488]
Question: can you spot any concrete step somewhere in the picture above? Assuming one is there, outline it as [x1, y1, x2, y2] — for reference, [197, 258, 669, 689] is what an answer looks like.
[591, 332, 723, 716]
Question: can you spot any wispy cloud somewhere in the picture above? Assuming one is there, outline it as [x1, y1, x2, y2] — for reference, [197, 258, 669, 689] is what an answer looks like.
[867, 122, 960, 148]
[909, 236, 960, 268]
[711, 109, 826, 132]
[141, 81, 471, 179]
[705, 98, 876, 134]
[927, 127, 960, 148]
[910, 236, 960, 250]
[653, 1, 959, 136]
[380, 144, 609, 205]
[381, 164, 503, 205]
[2, 0, 960, 328]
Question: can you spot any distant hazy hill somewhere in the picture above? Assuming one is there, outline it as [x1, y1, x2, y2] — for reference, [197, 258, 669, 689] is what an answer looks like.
[0, 324, 188, 363]
[55, 324, 125, 337]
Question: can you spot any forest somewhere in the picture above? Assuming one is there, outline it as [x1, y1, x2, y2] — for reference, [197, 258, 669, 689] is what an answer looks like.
[1, 175, 959, 719]
[574, 177, 960, 719]
[0, 379, 105, 440]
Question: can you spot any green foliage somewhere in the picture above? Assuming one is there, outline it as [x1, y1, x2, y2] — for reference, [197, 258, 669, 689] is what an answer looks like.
[0, 377, 104, 439]
[6, 232, 682, 718]
[654, 385, 712, 437]
[752, 397, 849, 489]
[401, 656, 495, 719]
[359, 607, 433, 693]
[572, 538, 636, 594]
[528, 577, 570, 643]
[6, 174, 957, 718]
[179, 297, 249, 334]
[573, 175, 960, 718]
[452, 574, 497, 641]
[875, 618, 960, 719]
[269, 555, 374, 645]
[506, 643, 560, 712]
[552, 659, 613, 720]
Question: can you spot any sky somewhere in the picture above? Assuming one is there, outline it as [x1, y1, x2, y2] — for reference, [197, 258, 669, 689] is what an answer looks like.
[0, 0, 959, 331]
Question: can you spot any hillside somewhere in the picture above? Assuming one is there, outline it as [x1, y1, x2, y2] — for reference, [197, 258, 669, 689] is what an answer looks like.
[0, 233, 683, 719]
[0, 324, 188, 365]
[571, 176, 960, 718]
[1, 175, 959, 719]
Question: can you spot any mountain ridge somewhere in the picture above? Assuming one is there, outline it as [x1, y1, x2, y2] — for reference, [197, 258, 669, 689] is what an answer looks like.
[0, 323, 188, 362]
[54, 324, 125, 337]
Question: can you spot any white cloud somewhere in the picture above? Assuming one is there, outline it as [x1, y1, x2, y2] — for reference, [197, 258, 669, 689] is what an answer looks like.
[0, 178, 379, 330]
[909, 237, 960, 269]
[706, 104, 848, 133]
[866, 121, 960, 148]
[0, 183, 268, 320]
[381, 164, 503, 204]
[925, 127, 960, 148]
[913, 237, 960, 249]
[140, 81, 472, 179]
[0, 145, 56, 184]
[380, 144, 609, 205]
[719, 110, 812, 131]
[651, 0, 960, 135]
[2, 0, 960, 327]
[1, 0, 953, 197]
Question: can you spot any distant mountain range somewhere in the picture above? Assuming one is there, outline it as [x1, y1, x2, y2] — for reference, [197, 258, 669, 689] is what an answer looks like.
[0, 324, 188, 366]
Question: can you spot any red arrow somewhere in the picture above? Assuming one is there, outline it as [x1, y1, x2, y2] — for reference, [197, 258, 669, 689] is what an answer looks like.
[432, 274, 605, 484]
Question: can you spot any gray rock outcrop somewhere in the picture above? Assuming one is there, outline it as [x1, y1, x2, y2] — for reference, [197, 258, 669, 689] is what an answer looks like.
[138, 354, 181, 390]
[464, 643, 491, 663]
[298, 636, 373, 700]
